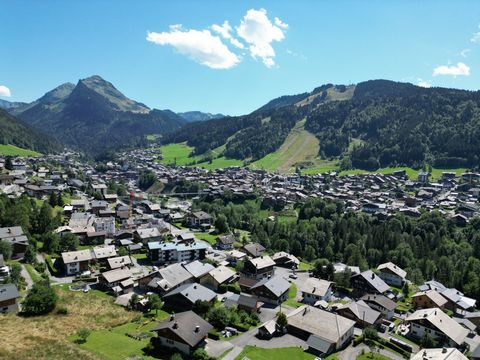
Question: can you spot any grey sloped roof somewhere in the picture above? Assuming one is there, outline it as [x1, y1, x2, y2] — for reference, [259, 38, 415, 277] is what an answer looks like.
[153, 311, 213, 347]
[164, 283, 216, 304]
[337, 300, 381, 325]
[288, 305, 355, 344]
[300, 278, 333, 297]
[361, 294, 397, 311]
[0, 283, 19, 301]
[354, 270, 389, 293]
[251, 275, 290, 297]
[158, 263, 193, 290]
[183, 260, 214, 279]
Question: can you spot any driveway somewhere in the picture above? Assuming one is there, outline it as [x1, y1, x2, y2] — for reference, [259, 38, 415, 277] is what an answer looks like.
[219, 303, 298, 360]
[20, 264, 34, 290]
[337, 343, 405, 360]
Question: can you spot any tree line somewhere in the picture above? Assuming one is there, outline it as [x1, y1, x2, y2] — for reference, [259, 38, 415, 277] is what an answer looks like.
[194, 195, 480, 300]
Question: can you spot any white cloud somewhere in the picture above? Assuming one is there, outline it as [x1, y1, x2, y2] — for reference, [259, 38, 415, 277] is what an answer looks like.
[416, 78, 431, 88]
[286, 49, 307, 60]
[274, 17, 289, 29]
[146, 26, 240, 69]
[460, 49, 471, 58]
[0, 85, 11, 97]
[236, 8, 288, 67]
[471, 31, 480, 43]
[432, 62, 470, 76]
[211, 21, 244, 49]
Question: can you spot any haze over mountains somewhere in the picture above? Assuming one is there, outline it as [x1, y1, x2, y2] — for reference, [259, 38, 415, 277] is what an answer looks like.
[1, 76, 480, 172]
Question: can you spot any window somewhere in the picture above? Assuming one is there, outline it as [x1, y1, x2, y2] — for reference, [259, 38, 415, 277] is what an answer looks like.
[166, 339, 174, 345]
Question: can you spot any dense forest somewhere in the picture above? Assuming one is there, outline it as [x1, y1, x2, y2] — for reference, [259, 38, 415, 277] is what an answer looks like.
[164, 80, 480, 170]
[194, 195, 480, 300]
[0, 109, 60, 154]
[306, 80, 480, 170]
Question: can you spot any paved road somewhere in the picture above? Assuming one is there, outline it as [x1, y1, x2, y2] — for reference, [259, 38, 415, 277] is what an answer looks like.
[220, 305, 297, 360]
[20, 264, 34, 290]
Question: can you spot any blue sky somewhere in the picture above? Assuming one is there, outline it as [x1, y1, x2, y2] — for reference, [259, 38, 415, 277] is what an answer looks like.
[1, 0, 479, 115]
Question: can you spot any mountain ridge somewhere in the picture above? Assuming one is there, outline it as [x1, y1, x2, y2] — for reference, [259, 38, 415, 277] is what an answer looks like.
[164, 79, 480, 171]
[10, 75, 186, 154]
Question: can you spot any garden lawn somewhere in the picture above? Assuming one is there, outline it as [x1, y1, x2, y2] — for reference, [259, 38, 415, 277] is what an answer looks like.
[76, 328, 154, 360]
[299, 261, 313, 271]
[195, 232, 219, 245]
[288, 283, 297, 299]
[234, 346, 315, 360]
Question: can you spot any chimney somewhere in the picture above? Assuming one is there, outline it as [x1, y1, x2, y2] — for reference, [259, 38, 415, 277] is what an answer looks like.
[371, 272, 375, 279]
[442, 348, 447, 354]
[170, 314, 175, 321]
[193, 285, 197, 289]
[195, 325, 200, 333]
[173, 321, 178, 329]
[313, 286, 316, 293]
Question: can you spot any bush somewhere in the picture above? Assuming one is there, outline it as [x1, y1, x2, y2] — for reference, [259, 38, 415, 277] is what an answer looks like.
[353, 335, 364, 347]
[234, 323, 250, 332]
[76, 328, 91, 344]
[55, 306, 68, 315]
[22, 282, 57, 316]
[34, 262, 47, 274]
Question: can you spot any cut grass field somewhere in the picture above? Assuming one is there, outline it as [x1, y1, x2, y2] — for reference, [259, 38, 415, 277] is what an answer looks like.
[251, 119, 320, 172]
[0, 144, 41, 157]
[195, 232, 218, 245]
[234, 346, 316, 360]
[157, 141, 468, 179]
[73, 312, 169, 360]
[158, 142, 242, 169]
[157, 142, 198, 166]
[0, 286, 137, 360]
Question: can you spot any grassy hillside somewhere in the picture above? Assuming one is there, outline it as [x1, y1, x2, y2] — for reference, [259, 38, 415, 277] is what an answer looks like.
[0, 144, 41, 157]
[157, 143, 197, 165]
[157, 142, 242, 169]
[0, 286, 135, 360]
[251, 119, 320, 172]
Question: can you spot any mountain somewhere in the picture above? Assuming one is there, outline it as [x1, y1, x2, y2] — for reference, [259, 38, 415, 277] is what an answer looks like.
[0, 108, 60, 154]
[12, 76, 185, 154]
[177, 111, 226, 122]
[165, 80, 480, 170]
[0, 99, 28, 110]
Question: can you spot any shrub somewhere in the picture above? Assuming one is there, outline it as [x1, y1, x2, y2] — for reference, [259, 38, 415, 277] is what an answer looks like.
[76, 328, 91, 343]
[22, 282, 57, 316]
[55, 306, 68, 315]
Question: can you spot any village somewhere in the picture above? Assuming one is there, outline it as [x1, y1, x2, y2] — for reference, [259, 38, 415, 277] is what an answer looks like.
[1, 149, 480, 360]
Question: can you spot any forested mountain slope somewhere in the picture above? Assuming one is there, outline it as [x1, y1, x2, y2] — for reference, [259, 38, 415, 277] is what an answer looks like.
[11, 76, 185, 154]
[0, 109, 60, 154]
[165, 80, 480, 170]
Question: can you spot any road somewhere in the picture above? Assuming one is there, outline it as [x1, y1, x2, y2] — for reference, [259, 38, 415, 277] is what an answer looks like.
[20, 264, 34, 290]
[219, 305, 300, 360]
